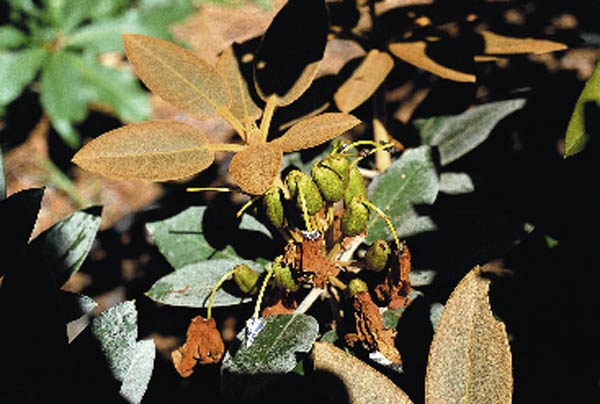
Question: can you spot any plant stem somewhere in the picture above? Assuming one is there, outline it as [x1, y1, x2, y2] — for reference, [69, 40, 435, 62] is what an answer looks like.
[207, 268, 237, 319]
[295, 287, 325, 314]
[208, 143, 247, 152]
[40, 157, 88, 208]
[217, 106, 247, 141]
[360, 199, 401, 251]
[258, 95, 278, 143]
[253, 268, 274, 318]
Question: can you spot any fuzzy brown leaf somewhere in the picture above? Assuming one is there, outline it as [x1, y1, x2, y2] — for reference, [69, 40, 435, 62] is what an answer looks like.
[481, 30, 568, 55]
[229, 142, 283, 195]
[311, 342, 414, 404]
[272, 113, 360, 152]
[216, 46, 262, 123]
[72, 121, 215, 181]
[425, 266, 512, 404]
[123, 34, 231, 118]
[389, 42, 476, 83]
[334, 50, 394, 113]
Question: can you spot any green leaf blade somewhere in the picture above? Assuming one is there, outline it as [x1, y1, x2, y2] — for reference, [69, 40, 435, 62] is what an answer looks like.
[0, 26, 28, 49]
[120, 339, 156, 404]
[0, 48, 47, 106]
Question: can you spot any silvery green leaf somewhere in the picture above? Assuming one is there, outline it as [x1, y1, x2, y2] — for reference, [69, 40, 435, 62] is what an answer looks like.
[439, 172, 474, 195]
[120, 339, 156, 404]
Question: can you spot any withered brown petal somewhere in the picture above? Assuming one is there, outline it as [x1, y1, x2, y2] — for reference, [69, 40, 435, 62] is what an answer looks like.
[271, 113, 361, 153]
[425, 266, 512, 404]
[216, 46, 262, 123]
[388, 41, 476, 83]
[334, 49, 394, 113]
[172, 316, 225, 378]
[72, 121, 215, 181]
[229, 143, 283, 195]
[123, 34, 232, 118]
[254, 0, 328, 106]
[481, 30, 568, 55]
[311, 342, 414, 404]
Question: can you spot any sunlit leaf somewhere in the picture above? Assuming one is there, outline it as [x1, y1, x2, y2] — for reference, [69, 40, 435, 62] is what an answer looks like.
[229, 143, 282, 195]
[334, 50, 394, 113]
[272, 113, 361, 152]
[389, 41, 476, 83]
[0, 26, 27, 49]
[565, 61, 600, 157]
[223, 314, 319, 374]
[216, 46, 262, 123]
[123, 34, 231, 118]
[0, 48, 47, 106]
[311, 342, 414, 404]
[481, 30, 567, 55]
[120, 340, 156, 404]
[254, 0, 328, 106]
[72, 121, 215, 181]
[146, 259, 264, 308]
[439, 172, 474, 195]
[425, 266, 512, 404]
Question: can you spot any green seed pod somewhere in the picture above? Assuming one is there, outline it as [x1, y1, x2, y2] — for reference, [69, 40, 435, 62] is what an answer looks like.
[285, 170, 323, 215]
[365, 240, 391, 272]
[273, 260, 298, 291]
[263, 186, 285, 228]
[341, 196, 369, 237]
[344, 166, 367, 206]
[233, 264, 260, 295]
[348, 278, 368, 297]
[311, 155, 350, 202]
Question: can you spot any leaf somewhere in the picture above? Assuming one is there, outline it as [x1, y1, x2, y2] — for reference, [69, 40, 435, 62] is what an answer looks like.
[311, 342, 414, 404]
[60, 292, 98, 324]
[565, 61, 600, 157]
[481, 30, 567, 55]
[146, 206, 272, 269]
[366, 146, 438, 243]
[334, 50, 394, 113]
[389, 41, 476, 83]
[216, 46, 262, 123]
[25, 206, 102, 286]
[429, 303, 444, 331]
[414, 99, 526, 165]
[65, 10, 138, 54]
[123, 34, 231, 118]
[0, 26, 27, 49]
[439, 172, 474, 195]
[120, 339, 156, 404]
[272, 113, 361, 152]
[0, 147, 6, 200]
[222, 314, 319, 374]
[229, 143, 282, 195]
[254, 0, 328, 106]
[425, 267, 512, 404]
[146, 259, 264, 308]
[0, 48, 47, 106]
[72, 120, 215, 181]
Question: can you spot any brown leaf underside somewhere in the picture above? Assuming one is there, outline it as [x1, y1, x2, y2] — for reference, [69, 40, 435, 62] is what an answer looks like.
[481, 30, 568, 55]
[228, 142, 283, 195]
[172, 316, 225, 378]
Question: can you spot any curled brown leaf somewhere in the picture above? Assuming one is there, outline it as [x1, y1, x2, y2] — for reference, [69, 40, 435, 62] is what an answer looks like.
[172, 316, 225, 378]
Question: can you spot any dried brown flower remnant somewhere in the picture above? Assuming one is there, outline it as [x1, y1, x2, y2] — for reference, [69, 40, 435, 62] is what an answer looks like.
[261, 289, 298, 317]
[172, 316, 224, 377]
[283, 232, 340, 288]
[374, 242, 412, 309]
[345, 291, 402, 366]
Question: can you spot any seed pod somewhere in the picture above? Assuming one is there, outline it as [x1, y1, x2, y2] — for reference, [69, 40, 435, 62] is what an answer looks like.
[285, 170, 323, 215]
[341, 196, 369, 237]
[233, 264, 260, 295]
[263, 186, 285, 228]
[365, 240, 391, 272]
[344, 166, 367, 206]
[273, 260, 298, 291]
[348, 278, 369, 297]
[311, 155, 350, 202]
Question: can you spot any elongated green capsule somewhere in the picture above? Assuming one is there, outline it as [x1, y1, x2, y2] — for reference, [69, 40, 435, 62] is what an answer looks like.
[263, 186, 285, 228]
[365, 240, 390, 272]
[285, 170, 323, 215]
[233, 264, 260, 295]
[311, 155, 350, 202]
[341, 196, 369, 236]
[344, 166, 367, 206]
[348, 278, 368, 297]
[273, 260, 298, 291]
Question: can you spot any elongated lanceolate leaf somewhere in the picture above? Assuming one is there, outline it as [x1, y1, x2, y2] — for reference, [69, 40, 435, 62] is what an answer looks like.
[123, 34, 231, 118]
[72, 121, 215, 181]
[146, 259, 264, 308]
[120, 339, 156, 404]
[414, 99, 526, 165]
[311, 342, 414, 404]
[272, 113, 361, 152]
[334, 50, 394, 113]
[425, 267, 512, 404]
[367, 146, 438, 242]
[223, 314, 319, 374]
[480, 30, 567, 55]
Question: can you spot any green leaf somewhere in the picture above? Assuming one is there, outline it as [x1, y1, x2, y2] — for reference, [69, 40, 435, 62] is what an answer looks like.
[429, 302, 444, 331]
[25, 206, 102, 286]
[0, 26, 28, 49]
[414, 99, 526, 165]
[66, 11, 138, 54]
[0, 48, 47, 106]
[222, 314, 319, 374]
[438, 172, 474, 195]
[565, 62, 600, 157]
[366, 146, 438, 243]
[136, 0, 194, 40]
[42, 0, 95, 32]
[146, 259, 264, 308]
[120, 339, 156, 404]
[146, 206, 273, 270]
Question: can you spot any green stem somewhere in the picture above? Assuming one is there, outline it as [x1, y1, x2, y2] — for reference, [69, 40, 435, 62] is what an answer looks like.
[39, 158, 87, 208]
[253, 268, 275, 318]
[207, 268, 238, 319]
[360, 199, 401, 252]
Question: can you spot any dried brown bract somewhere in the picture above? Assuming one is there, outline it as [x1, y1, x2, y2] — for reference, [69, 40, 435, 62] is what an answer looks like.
[374, 242, 412, 310]
[283, 232, 340, 288]
[171, 316, 225, 377]
[261, 289, 298, 317]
